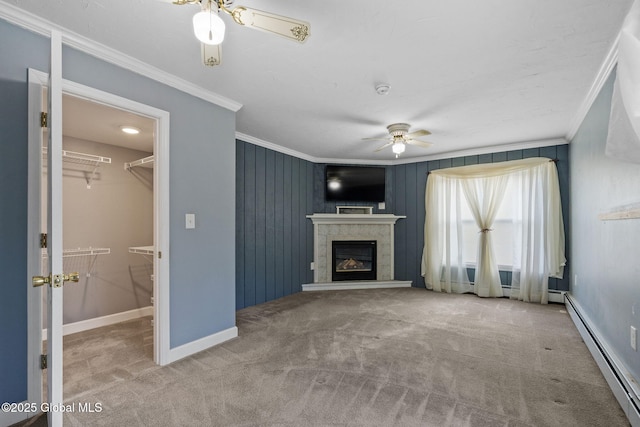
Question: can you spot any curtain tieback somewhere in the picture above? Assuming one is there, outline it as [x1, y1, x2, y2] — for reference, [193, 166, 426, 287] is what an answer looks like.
[479, 228, 493, 233]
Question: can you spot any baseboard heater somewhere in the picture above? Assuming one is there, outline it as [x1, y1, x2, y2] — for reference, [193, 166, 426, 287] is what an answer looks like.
[565, 294, 640, 426]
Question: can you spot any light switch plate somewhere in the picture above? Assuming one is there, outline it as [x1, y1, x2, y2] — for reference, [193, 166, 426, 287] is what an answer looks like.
[185, 213, 195, 229]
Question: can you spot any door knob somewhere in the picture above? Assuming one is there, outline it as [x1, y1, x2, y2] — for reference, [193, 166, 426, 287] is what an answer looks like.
[32, 275, 50, 287]
[32, 272, 80, 287]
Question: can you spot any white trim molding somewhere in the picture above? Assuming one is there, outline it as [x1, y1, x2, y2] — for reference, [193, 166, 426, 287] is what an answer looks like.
[167, 326, 238, 364]
[565, 294, 640, 426]
[42, 307, 153, 340]
[237, 132, 569, 166]
[565, 33, 620, 142]
[303, 280, 412, 291]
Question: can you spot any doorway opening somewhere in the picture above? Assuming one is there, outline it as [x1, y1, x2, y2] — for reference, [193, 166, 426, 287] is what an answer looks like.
[27, 68, 171, 411]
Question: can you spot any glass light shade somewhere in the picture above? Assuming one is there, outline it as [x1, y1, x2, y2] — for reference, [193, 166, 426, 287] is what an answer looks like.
[328, 180, 341, 190]
[392, 141, 406, 154]
[120, 126, 140, 135]
[193, 10, 225, 45]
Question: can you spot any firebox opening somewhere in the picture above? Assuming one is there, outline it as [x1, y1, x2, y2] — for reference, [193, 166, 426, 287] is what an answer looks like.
[332, 240, 377, 281]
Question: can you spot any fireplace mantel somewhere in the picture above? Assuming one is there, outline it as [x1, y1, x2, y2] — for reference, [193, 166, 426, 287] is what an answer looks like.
[306, 213, 406, 225]
[303, 213, 411, 291]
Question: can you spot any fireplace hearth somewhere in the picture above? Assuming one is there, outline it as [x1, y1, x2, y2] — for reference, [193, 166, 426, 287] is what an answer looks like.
[332, 240, 377, 281]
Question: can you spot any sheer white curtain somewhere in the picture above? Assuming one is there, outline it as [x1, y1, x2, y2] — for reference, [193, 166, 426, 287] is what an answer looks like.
[421, 157, 566, 303]
[510, 162, 565, 303]
[461, 175, 508, 297]
[422, 175, 474, 294]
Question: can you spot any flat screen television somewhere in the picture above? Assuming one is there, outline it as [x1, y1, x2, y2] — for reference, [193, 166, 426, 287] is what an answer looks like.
[325, 165, 385, 202]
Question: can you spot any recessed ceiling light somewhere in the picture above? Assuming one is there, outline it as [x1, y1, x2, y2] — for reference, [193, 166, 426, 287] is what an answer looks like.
[120, 126, 140, 135]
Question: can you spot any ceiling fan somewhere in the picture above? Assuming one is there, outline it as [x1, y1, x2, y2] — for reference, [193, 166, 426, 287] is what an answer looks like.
[363, 123, 433, 158]
[170, 0, 310, 66]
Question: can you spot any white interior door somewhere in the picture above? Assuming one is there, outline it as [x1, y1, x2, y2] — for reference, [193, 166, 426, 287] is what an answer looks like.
[33, 31, 69, 426]
[44, 30, 65, 427]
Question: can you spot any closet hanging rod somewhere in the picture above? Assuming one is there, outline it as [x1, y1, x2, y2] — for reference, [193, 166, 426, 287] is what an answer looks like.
[125, 155, 154, 170]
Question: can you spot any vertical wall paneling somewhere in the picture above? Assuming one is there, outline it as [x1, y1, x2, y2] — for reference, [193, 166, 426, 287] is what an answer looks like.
[282, 155, 293, 299]
[264, 149, 276, 302]
[243, 144, 257, 307]
[290, 158, 301, 294]
[254, 146, 267, 305]
[274, 152, 285, 299]
[236, 141, 314, 309]
[235, 145, 245, 310]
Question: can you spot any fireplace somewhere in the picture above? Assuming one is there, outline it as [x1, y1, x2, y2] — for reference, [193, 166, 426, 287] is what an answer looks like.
[332, 240, 377, 281]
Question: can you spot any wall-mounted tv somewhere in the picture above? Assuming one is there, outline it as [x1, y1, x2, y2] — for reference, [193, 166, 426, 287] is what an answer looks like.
[325, 165, 385, 202]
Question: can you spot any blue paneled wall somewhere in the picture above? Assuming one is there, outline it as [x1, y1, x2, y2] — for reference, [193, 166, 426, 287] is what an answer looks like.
[235, 141, 314, 310]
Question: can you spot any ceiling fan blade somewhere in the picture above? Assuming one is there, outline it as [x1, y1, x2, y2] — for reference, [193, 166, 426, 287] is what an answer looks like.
[202, 43, 222, 66]
[230, 6, 310, 42]
[362, 137, 391, 142]
[374, 142, 394, 152]
[406, 129, 431, 138]
[406, 139, 433, 148]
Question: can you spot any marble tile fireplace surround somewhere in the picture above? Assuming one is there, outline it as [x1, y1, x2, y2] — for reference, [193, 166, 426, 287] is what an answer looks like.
[302, 213, 412, 291]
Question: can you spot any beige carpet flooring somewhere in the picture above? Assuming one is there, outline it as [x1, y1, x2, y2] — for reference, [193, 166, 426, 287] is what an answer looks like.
[16, 288, 629, 426]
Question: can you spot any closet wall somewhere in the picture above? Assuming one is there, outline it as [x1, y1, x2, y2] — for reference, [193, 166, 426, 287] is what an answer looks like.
[60, 137, 153, 324]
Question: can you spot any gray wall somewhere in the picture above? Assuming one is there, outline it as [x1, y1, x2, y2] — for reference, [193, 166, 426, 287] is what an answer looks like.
[0, 17, 236, 405]
[569, 70, 640, 383]
[0, 18, 49, 406]
[61, 46, 237, 349]
[61, 138, 153, 324]
[235, 140, 313, 310]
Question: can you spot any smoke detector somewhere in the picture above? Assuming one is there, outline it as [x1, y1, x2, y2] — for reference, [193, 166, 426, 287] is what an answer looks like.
[375, 83, 390, 95]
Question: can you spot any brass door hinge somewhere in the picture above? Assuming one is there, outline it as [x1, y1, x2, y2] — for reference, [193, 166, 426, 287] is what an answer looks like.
[40, 233, 47, 249]
[40, 354, 47, 370]
[40, 112, 48, 128]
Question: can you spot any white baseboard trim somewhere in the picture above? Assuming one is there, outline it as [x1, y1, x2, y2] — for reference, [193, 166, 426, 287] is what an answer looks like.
[166, 326, 238, 364]
[42, 306, 153, 340]
[302, 280, 412, 291]
[565, 294, 640, 426]
[500, 288, 566, 304]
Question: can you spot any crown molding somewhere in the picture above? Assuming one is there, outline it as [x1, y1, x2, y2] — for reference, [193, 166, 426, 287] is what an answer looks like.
[0, 3, 242, 113]
[235, 132, 318, 162]
[390, 137, 568, 165]
[565, 32, 620, 142]
[237, 130, 568, 166]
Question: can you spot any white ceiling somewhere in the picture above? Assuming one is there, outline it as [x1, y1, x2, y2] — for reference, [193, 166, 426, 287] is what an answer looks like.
[3, 0, 634, 162]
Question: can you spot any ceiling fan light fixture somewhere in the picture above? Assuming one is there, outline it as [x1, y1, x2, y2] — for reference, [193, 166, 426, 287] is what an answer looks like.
[193, 9, 226, 45]
[392, 141, 406, 155]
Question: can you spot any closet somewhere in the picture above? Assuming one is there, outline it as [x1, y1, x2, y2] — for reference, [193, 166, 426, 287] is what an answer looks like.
[42, 94, 156, 342]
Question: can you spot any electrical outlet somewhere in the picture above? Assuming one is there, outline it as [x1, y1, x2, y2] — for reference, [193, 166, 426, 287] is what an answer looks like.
[310, 262, 315, 270]
[631, 326, 637, 351]
[574, 274, 578, 288]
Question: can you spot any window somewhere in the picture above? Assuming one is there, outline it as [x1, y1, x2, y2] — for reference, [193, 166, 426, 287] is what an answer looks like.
[421, 158, 566, 303]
